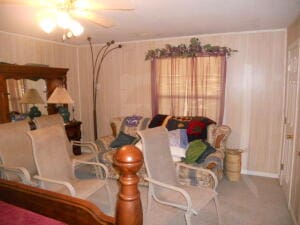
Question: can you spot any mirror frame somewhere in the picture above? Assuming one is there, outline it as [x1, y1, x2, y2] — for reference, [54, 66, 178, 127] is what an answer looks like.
[0, 64, 68, 123]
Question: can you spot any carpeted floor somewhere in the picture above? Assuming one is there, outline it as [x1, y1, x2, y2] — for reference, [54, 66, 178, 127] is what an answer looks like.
[76, 167, 293, 225]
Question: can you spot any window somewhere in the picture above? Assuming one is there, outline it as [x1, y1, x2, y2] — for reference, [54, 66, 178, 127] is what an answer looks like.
[151, 56, 226, 124]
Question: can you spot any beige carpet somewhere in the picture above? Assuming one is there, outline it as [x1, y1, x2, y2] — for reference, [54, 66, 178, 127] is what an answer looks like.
[76, 167, 293, 225]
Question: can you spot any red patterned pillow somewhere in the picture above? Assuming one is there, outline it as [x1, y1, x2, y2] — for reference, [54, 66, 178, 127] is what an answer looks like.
[187, 120, 206, 142]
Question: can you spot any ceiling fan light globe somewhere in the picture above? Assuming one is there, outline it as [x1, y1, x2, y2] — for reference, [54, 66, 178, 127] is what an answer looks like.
[74, 0, 90, 10]
[69, 20, 84, 36]
[62, 33, 67, 41]
[56, 11, 72, 29]
[67, 31, 73, 38]
[39, 17, 56, 33]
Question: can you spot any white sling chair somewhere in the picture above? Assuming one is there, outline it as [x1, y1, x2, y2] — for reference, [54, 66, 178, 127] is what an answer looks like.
[27, 125, 112, 208]
[0, 120, 38, 186]
[33, 114, 99, 164]
[137, 126, 222, 225]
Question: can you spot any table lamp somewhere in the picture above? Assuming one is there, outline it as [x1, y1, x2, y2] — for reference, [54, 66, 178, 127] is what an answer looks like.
[47, 87, 74, 123]
[20, 88, 45, 119]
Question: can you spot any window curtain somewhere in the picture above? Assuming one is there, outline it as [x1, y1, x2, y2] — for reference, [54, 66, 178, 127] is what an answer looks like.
[151, 55, 226, 124]
[6, 79, 27, 113]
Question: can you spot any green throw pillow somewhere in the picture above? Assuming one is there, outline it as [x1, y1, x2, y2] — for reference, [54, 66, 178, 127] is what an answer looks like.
[109, 131, 137, 148]
[183, 140, 207, 164]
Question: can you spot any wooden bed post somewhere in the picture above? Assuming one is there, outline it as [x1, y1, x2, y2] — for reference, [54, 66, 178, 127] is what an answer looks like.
[114, 145, 143, 225]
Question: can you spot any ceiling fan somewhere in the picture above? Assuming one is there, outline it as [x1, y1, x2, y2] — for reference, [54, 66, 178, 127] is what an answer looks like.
[0, 0, 134, 39]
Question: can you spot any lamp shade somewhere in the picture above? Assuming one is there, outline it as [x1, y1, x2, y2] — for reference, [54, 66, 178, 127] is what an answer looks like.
[20, 89, 45, 104]
[47, 87, 74, 104]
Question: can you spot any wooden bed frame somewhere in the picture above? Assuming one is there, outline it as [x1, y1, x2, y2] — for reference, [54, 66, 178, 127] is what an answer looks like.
[0, 145, 143, 225]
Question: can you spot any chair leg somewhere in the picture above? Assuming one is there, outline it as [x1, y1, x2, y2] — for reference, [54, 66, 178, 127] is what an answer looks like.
[214, 196, 222, 225]
[184, 212, 192, 225]
[105, 183, 113, 215]
[146, 189, 152, 225]
[94, 157, 104, 179]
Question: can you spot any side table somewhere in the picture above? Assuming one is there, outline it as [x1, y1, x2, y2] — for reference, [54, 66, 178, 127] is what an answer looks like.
[224, 149, 244, 181]
[65, 120, 82, 155]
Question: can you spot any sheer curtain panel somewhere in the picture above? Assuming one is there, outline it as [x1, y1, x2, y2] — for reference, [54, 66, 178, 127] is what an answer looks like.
[151, 56, 226, 124]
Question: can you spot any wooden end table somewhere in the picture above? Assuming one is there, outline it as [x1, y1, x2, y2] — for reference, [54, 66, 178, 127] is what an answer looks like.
[65, 120, 82, 155]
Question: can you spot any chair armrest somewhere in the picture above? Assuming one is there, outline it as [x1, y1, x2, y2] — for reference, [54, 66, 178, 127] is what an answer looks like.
[72, 160, 108, 179]
[110, 117, 124, 137]
[0, 165, 31, 185]
[33, 175, 76, 196]
[175, 162, 218, 190]
[71, 141, 99, 153]
[145, 177, 196, 215]
[207, 124, 231, 150]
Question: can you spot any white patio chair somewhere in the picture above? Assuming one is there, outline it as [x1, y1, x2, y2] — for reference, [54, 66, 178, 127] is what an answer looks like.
[137, 126, 222, 225]
[0, 120, 38, 186]
[27, 125, 112, 210]
[33, 114, 99, 164]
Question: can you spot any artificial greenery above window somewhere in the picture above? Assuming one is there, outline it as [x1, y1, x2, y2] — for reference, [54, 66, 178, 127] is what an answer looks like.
[145, 38, 237, 60]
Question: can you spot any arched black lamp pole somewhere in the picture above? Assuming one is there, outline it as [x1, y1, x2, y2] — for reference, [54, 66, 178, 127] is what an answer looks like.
[88, 37, 122, 140]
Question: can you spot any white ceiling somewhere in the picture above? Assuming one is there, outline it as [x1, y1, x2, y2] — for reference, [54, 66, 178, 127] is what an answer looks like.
[0, 0, 299, 45]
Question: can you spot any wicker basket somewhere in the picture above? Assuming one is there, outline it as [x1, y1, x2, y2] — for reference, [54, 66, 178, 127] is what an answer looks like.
[225, 149, 243, 181]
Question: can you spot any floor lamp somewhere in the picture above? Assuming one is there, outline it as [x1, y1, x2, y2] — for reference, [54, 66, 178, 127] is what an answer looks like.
[88, 37, 122, 140]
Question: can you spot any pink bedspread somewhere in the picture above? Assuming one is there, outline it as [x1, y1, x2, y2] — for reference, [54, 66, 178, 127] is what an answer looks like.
[0, 201, 66, 225]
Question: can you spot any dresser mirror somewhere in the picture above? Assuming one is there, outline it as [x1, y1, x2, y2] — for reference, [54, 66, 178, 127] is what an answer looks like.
[6, 79, 48, 116]
[0, 64, 68, 123]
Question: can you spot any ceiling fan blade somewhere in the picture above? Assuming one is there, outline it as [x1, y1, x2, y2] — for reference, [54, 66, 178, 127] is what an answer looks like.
[86, 0, 134, 11]
[0, 0, 34, 5]
[72, 11, 115, 28]
[0, 0, 55, 7]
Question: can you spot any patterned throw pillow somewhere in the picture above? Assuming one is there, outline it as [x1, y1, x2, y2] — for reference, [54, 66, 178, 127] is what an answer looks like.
[109, 131, 137, 148]
[183, 140, 207, 164]
[125, 115, 143, 127]
[187, 120, 206, 142]
[119, 116, 150, 138]
[187, 117, 216, 141]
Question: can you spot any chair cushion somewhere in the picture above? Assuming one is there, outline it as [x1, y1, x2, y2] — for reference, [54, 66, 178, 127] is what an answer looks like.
[109, 131, 138, 148]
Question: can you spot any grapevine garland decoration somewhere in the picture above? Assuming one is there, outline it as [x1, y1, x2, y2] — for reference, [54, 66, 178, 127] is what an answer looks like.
[145, 38, 237, 60]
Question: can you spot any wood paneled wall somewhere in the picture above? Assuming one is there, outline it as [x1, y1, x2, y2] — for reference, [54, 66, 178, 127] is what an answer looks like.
[78, 30, 286, 174]
[0, 32, 80, 120]
[0, 29, 286, 175]
[288, 15, 300, 46]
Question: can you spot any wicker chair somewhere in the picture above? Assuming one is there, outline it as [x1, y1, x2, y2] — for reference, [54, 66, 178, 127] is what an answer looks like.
[27, 125, 112, 209]
[97, 116, 231, 189]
